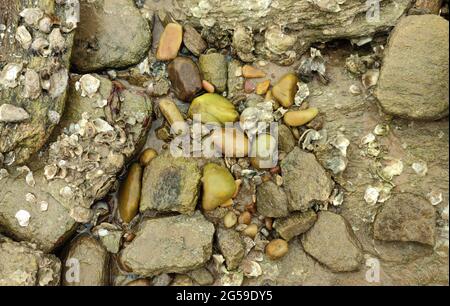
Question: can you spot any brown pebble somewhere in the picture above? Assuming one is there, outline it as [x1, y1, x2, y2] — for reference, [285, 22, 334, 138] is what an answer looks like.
[202, 80, 215, 93]
[238, 211, 252, 225]
[242, 65, 266, 78]
[246, 202, 257, 214]
[156, 23, 183, 61]
[243, 224, 258, 239]
[168, 57, 202, 102]
[139, 148, 158, 167]
[118, 163, 142, 223]
[183, 25, 207, 57]
[266, 239, 289, 260]
[269, 166, 281, 175]
[265, 217, 273, 230]
[244, 80, 256, 93]
[224, 211, 238, 228]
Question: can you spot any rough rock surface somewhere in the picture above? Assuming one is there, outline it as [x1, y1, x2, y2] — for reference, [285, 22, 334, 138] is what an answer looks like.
[301, 211, 363, 272]
[120, 212, 215, 276]
[0, 75, 152, 252]
[281, 147, 334, 212]
[72, 0, 152, 72]
[199, 53, 227, 92]
[140, 153, 201, 215]
[273, 210, 317, 241]
[0, 0, 76, 165]
[278, 124, 296, 153]
[216, 228, 245, 271]
[376, 15, 449, 120]
[256, 180, 289, 218]
[176, 0, 412, 64]
[62, 235, 109, 286]
[374, 193, 437, 246]
[0, 236, 61, 286]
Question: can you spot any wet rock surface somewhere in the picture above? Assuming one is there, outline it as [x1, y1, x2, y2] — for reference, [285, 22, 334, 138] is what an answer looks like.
[119, 212, 215, 276]
[376, 15, 449, 120]
[72, 0, 151, 72]
[62, 235, 109, 286]
[140, 153, 201, 215]
[273, 210, 317, 241]
[281, 147, 334, 212]
[0, 236, 61, 286]
[256, 180, 289, 218]
[374, 193, 437, 246]
[168, 57, 202, 102]
[199, 53, 227, 92]
[216, 228, 245, 271]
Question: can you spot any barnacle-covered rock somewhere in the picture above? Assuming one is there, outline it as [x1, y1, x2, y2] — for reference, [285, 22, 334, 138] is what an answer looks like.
[72, 0, 152, 72]
[0, 0, 77, 165]
[0, 75, 152, 252]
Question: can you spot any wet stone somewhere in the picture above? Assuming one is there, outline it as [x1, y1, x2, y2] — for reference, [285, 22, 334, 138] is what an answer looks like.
[227, 60, 244, 99]
[281, 147, 334, 212]
[188, 267, 214, 286]
[119, 212, 215, 276]
[168, 57, 202, 102]
[62, 235, 109, 286]
[216, 228, 245, 271]
[0, 236, 61, 286]
[183, 25, 207, 57]
[277, 124, 296, 153]
[256, 181, 289, 218]
[140, 153, 201, 215]
[199, 53, 228, 92]
[301, 211, 364, 272]
[273, 210, 318, 241]
[373, 193, 436, 246]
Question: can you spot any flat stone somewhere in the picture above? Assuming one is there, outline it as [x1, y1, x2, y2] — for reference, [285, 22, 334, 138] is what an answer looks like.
[376, 15, 449, 120]
[373, 193, 436, 246]
[183, 25, 207, 57]
[273, 210, 317, 241]
[216, 228, 245, 271]
[281, 147, 334, 212]
[188, 267, 214, 285]
[199, 53, 228, 92]
[168, 57, 202, 102]
[140, 153, 201, 215]
[256, 180, 289, 218]
[72, 0, 151, 72]
[301, 211, 363, 272]
[62, 235, 109, 286]
[0, 236, 61, 286]
[119, 212, 215, 276]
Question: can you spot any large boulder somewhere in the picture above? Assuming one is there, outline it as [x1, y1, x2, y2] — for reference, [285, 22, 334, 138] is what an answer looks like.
[119, 212, 215, 276]
[373, 193, 436, 246]
[301, 211, 363, 272]
[72, 0, 152, 72]
[376, 15, 449, 120]
[62, 235, 109, 286]
[0, 75, 152, 252]
[0, 0, 77, 165]
[0, 236, 61, 286]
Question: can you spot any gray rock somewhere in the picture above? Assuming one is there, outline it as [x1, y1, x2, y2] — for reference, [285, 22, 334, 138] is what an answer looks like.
[256, 180, 289, 218]
[188, 267, 214, 285]
[72, 0, 152, 72]
[216, 228, 245, 270]
[119, 212, 215, 276]
[199, 53, 228, 92]
[0, 76, 152, 252]
[281, 147, 334, 212]
[273, 210, 317, 241]
[62, 235, 109, 286]
[183, 25, 207, 57]
[0, 236, 61, 286]
[278, 124, 296, 153]
[140, 153, 201, 215]
[0, 1, 75, 165]
[373, 193, 436, 246]
[227, 60, 244, 99]
[376, 15, 449, 120]
[301, 211, 363, 272]
[93, 223, 123, 254]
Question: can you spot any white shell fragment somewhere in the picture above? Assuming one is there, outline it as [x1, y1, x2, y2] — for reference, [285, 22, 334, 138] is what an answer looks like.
[381, 159, 404, 180]
[362, 69, 379, 89]
[361, 133, 376, 145]
[38, 16, 53, 33]
[15, 210, 31, 227]
[349, 84, 362, 96]
[427, 191, 443, 206]
[31, 37, 51, 57]
[331, 133, 350, 157]
[93, 118, 114, 133]
[77, 74, 101, 98]
[26, 171, 36, 187]
[0, 168, 9, 180]
[240, 101, 274, 135]
[15, 25, 32, 49]
[49, 69, 69, 98]
[25, 193, 37, 203]
[294, 82, 310, 106]
[0, 104, 30, 123]
[49, 28, 66, 52]
[39, 201, 49, 212]
[48, 110, 61, 124]
[23, 69, 41, 99]
[364, 186, 380, 206]
[60, 186, 74, 199]
[0, 63, 23, 89]
[241, 260, 262, 278]
[20, 8, 44, 26]
[373, 124, 390, 136]
[412, 161, 428, 176]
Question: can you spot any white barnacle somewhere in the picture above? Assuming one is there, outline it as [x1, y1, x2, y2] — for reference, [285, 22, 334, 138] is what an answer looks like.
[93, 118, 114, 133]
[49, 69, 69, 99]
[15, 210, 31, 227]
[60, 186, 74, 199]
[48, 28, 66, 52]
[44, 164, 58, 180]
[0, 63, 23, 89]
[15, 25, 32, 49]
[23, 69, 41, 99]
[412, 161, 428, 176]
[78, 74, 100, 98]
[25, 193, 37, 203]
[19, 8, 44, 26]
[39, 201, 49, 212]
[31, 37, 51, 57]
[364, 186, 379, 206]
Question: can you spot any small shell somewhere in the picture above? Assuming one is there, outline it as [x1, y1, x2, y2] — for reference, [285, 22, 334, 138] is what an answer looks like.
[23, 69, 41, 99]
[349, 84, 362, 96]
[330, 133, 350, 157]
[294, 82, 310, 106]
[78, 74, 101, 98]
[44, 164, 58, 180]
[49, 69, 69, 98]
[241, 260, 262, 278]
[93, 118, 114, 133]
[373, 124, 390, 136]
[25, 193, 36, 203]
[361, 133, 376, 145]
[48, 110, 61, 124]
[364, 186, 379, 205]
[20, 8, 44, 26]
[381, 159, 403, 180]
[31, 37, 51, 57]
[0, 168, 9, 180]
[25, 171, 36, 187]
[15, 210, 31, 227]
[38, 16, 53, 33]
[362, 69, 379, 89]
[427, 191, 443, 206]
[412, 161, 428, 176]
[15, 25, 32, 49]
[0, 63, 23, 89]
[39, 201, 49, 212]
[49, 28, 65, 52]
[60, 186, 74, 199]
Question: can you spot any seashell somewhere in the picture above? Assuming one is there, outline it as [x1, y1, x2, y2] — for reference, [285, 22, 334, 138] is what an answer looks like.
[78, 74, 101, 98]
[362, 69, 379, 89]
[361, 133, 376, 145]
[373, 124, 390, 136]
[381, 158, 403, 180]
[330, 133, 350, 157]
[31, 37, 51, 57]
[48, 28, 65, 52]
[364, 186, 380, 205]
[19, 8, 44, 26]
[241, 260, 262, 278]
[349, 84, 362, 96]
[25, 171, 35, 187]
[0, 104, 30, 123]
[49, 69, 69, 98]
[44, 164, 58, 180]
[39, 201, 49, 212]
[23, 69, 41, 99]
[93, 118, 114, 133]
[426, 190, 443, 206]
[412, 161, 428, 176]
[38, 16, 53, 33]
[294, 82, 310, 106]
[0, 63, 23, 89]
[15, 210, 31, 227]
[240, 101, 274, 135]
[15, 25, 32, 49]
[25, 193, 36, 203]
[48, 110, 61, 124]
[60, 186, 74, 199]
